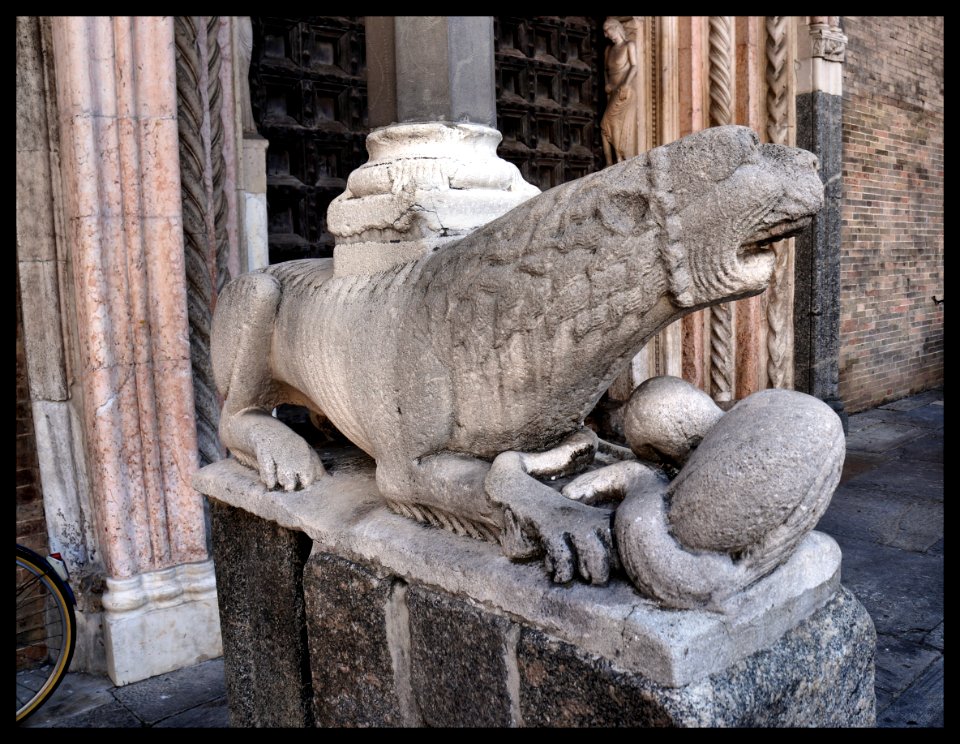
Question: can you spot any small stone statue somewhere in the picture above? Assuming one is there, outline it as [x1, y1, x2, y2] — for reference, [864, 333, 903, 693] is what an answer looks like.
[237, 17, 257, 135]
[601, 18, 639, 167]
[210, 125, 825, 599]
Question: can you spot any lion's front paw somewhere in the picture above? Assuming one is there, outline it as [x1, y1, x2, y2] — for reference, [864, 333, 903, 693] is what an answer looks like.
[488, 451, 616, 585]
[227, 412, 327, 491]
[538, 507, 615, 585]
[254, 433, 326, 491]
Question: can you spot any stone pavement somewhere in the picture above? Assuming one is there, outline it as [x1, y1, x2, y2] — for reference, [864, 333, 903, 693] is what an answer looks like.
[19, 388, 942, 728]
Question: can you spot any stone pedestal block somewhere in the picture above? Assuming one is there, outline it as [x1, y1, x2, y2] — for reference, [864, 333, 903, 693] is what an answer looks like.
[408, 586, 516, 727]
[304, 553, 409, 727]
[209, 501, 314, 727]
[197, 449, 876, 727]
[517, 587, 875, 727]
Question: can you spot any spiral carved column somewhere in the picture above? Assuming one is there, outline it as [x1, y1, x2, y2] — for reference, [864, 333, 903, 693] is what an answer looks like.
[764, 16, 793, 390]
[206, 16, 231, 295]
[708, 16, 735, 402]
[176, 16, 222, 468]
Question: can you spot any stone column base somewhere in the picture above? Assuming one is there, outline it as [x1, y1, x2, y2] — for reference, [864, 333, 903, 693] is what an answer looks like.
[327, 122, 539, 276]
[101, 560, 223, 686]
[197, 449, 876, 727]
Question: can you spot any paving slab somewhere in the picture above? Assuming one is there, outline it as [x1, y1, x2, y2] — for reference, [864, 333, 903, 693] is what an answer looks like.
[839, 451, 885, 484]
[831, 535, 943, 642]
[111, 658, 226, 725]
[878, 390, 942, 411]
[892, 431, 943, 464]
[841, 458, 943, 502]
[32, 700, 144, 728]
[818, 486, 943, 552]
[18, 671, 115, 727]
[873, 634, 942, 697]
[154, 697, 231, 728]
[877, 657, 944, 728]
[924, 622, 944, 651]
[848, 404, 943, 431]
[844, 421, 925, 454]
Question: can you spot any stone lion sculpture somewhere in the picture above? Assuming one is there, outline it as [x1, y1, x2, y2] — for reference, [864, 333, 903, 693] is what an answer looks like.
[211, 125, 834, 605]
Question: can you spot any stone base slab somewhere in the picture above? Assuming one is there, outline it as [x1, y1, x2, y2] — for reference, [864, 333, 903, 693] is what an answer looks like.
[197, 448, 845, 687]
[197, 448, 876, 726]
[101, 560, 223, 686]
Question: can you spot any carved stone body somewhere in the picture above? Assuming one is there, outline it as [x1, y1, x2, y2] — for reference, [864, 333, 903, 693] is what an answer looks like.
[211, 125, 824, 585]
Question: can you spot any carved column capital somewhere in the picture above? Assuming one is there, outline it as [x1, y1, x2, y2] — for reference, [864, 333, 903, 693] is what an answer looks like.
[808, 17, 847, 62]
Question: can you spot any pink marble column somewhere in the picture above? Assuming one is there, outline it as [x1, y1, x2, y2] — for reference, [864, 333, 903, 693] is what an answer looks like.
[679, 16, 708, 393]
[733, 16, 765, 400]
[51, 17, 207, 579]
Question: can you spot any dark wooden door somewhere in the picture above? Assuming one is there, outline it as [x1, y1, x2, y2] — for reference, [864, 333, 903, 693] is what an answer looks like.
[249, 17, 369, 264]
[494, 16, 606, 191]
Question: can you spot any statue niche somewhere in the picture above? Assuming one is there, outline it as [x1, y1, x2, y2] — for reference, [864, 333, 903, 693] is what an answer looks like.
[601, 17, 639, 166]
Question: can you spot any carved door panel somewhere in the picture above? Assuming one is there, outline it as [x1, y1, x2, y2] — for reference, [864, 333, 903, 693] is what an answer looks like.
[494, 17, 606, 192]
[248, 17, 369, 264]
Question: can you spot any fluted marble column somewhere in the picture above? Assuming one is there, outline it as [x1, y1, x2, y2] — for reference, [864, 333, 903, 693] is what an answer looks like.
[50, 16, 221, 685]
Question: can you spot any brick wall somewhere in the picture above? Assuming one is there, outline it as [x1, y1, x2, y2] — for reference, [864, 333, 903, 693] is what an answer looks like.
[839, 16, 943, 413]
[16, 265, 47, 554]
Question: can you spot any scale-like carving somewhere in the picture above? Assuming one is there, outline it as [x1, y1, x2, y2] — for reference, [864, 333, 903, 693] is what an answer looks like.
[211, 126, 824, 597]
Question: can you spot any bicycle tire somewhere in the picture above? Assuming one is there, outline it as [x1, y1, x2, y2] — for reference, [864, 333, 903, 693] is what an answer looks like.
[16, 545, 76, 723]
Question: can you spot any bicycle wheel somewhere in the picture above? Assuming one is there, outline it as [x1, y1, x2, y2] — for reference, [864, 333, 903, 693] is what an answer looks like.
[16, 545, 76, 723]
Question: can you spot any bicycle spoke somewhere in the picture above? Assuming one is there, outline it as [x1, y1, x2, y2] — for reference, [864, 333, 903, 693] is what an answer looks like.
[16, 548, 76, 722]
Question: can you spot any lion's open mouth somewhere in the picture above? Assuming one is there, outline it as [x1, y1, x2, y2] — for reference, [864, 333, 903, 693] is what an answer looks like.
[738, 214, 813, 262]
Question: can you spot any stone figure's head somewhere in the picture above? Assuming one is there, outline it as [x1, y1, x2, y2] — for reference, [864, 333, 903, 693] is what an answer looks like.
[603, 18, 627, 43]
[643, 125, 823, 309]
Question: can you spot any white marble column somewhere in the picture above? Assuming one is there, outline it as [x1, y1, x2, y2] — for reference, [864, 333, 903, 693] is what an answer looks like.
[49, 16, 221, 685]
[329, 16, 539, 277]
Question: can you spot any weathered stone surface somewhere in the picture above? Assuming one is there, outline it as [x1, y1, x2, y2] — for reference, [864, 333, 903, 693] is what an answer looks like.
[621, 375, 723, 466]
[408, 586, 515, 727]
[327, 122, 539, 275]
[839, 450, 884, 483]
[846, 456, 944, 499]
[879, 394, 936, 411]
[100, 560, 222, 686]
[153, 697, 231, 728]
[848, 404, 944, 432]
[669, 389, 844, 552]
[304, 552, 408, 727]
[196, 455, 842, 688]
[211, 125, 824, 587]
[893, 431, 943, 464]
[924, 621, 944, 651]
[612, 389, 844, 610]
[37, 700, 144, 728]
[209, 501, 314, 727]
[518, 586, 875, 727]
